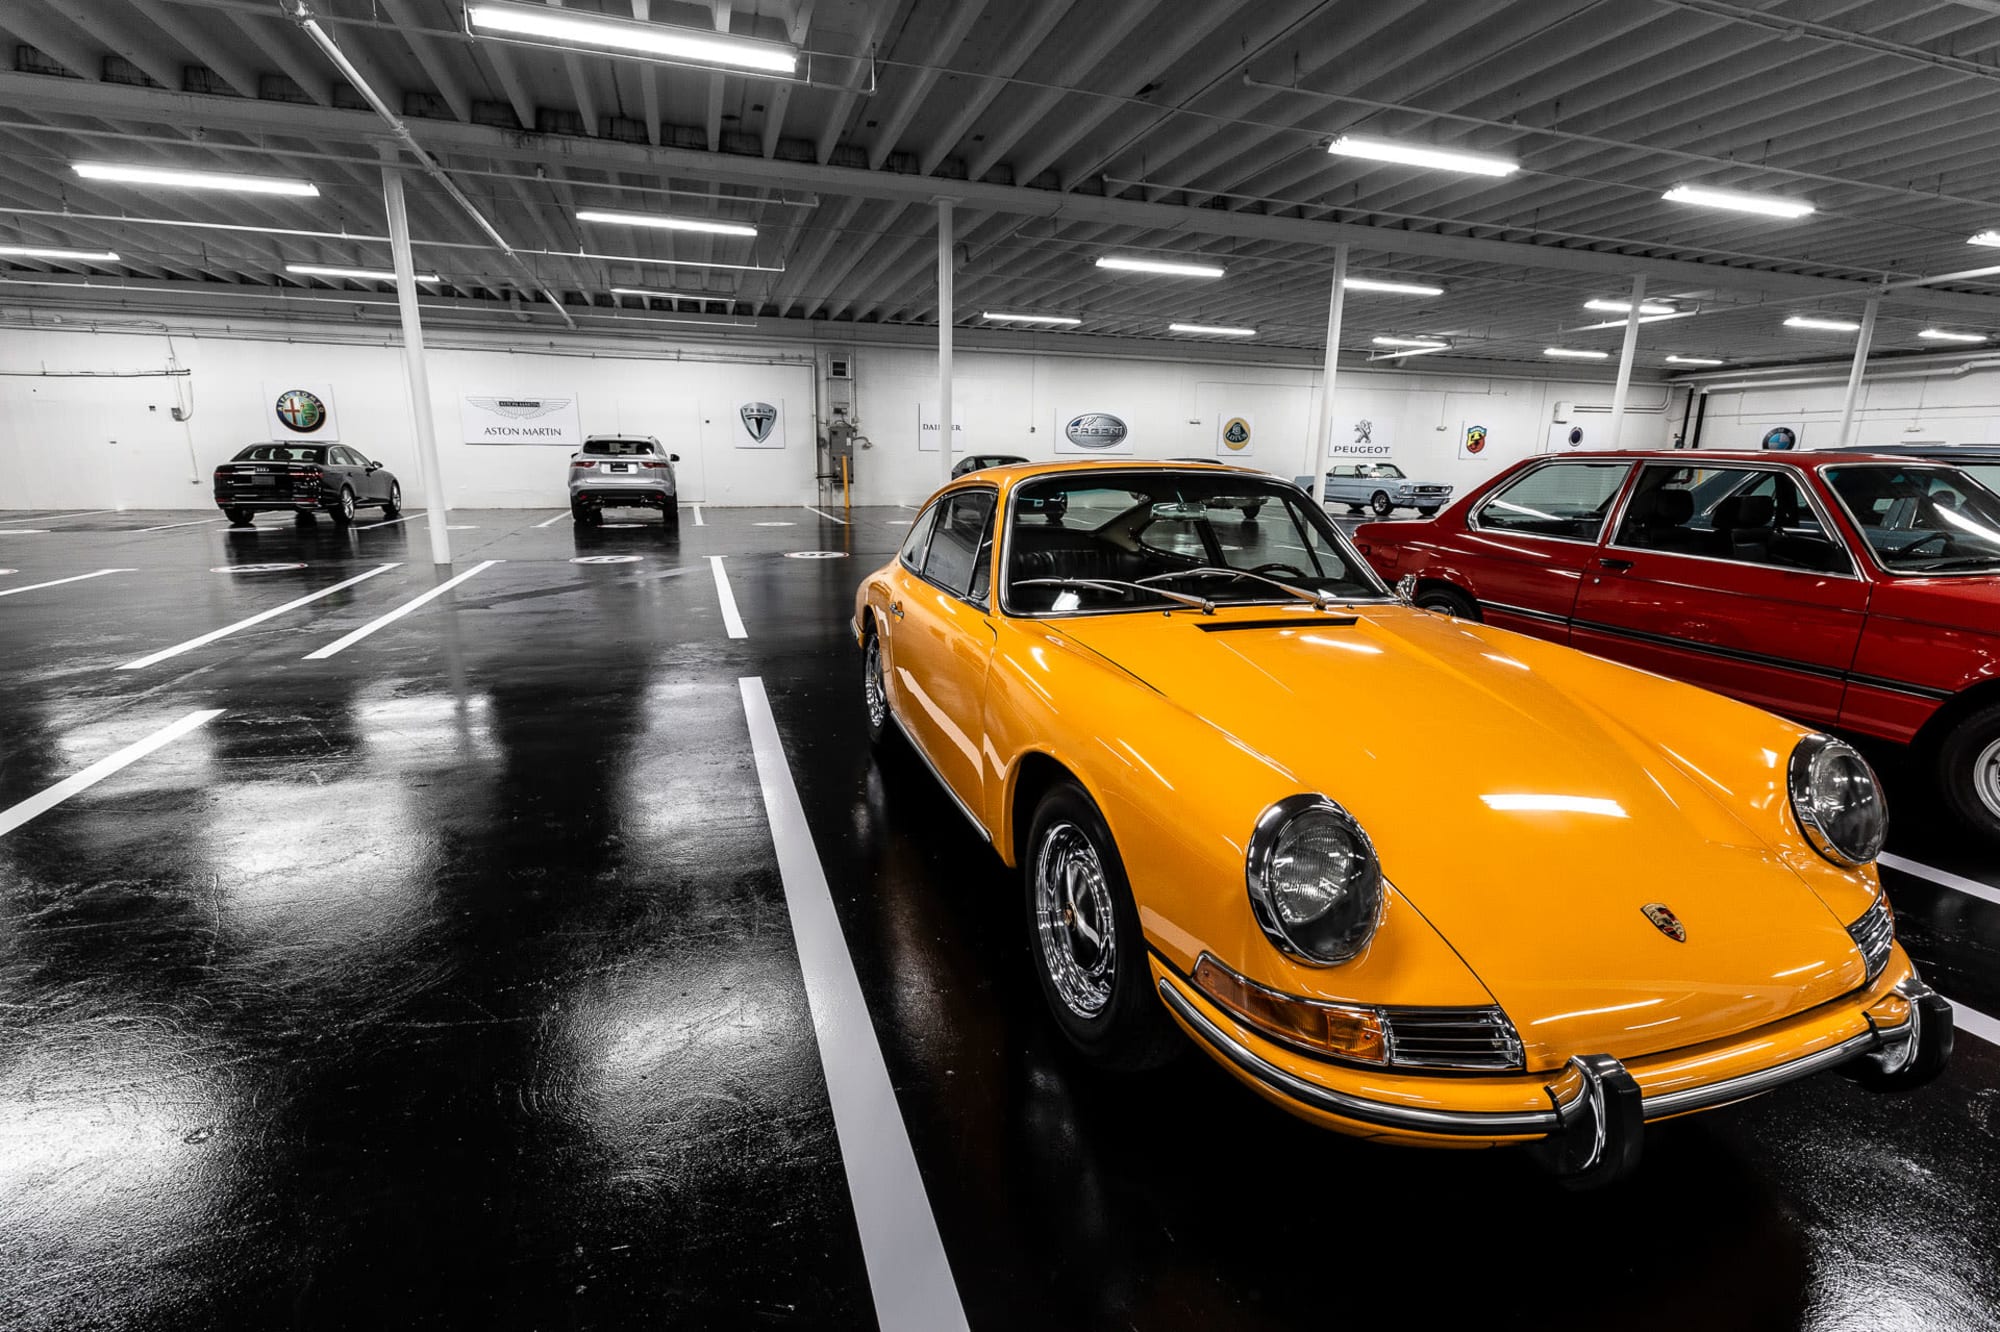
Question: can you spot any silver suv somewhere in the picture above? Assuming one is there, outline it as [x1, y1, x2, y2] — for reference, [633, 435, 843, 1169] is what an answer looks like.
[569, 435, 680, 530]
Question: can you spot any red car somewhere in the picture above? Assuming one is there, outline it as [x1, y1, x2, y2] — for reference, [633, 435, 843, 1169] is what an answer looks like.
[1354, 450, 2000, 840]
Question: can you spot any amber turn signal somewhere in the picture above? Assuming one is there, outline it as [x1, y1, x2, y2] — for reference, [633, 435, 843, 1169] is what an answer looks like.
[1192, 954, 1389, 1063]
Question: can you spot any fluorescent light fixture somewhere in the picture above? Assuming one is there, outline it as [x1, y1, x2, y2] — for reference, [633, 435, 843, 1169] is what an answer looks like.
[1664, 355, 1726, 366]
[1370, 345, 1454, 361]
[1097, 255, 1226, 279]
[1544, 347, 1610, 360]
[1662, 185, 1814, 219]
[1918, 328, 1987, 343]
[981, 311, 1082, 326]
[1481, 794, 1629, 818]
[1575, 311, 1698, 332]
[1968, 231, 2000, 248]
[1327, 135, 1518, 177]
[0, 245, 120, 262]
[1344, 277, 1446, 297]
[1168, 322, 1257, 337]
[74, 161, 319, 197]
[1585, 298, 1676, 315]
[610, 287, 732, 302]
[1785, 315, 1861, 332]
[465, 1, 798, 74]
[1372, 335, 1450, 347]
[576, 208, 757, 238]
[286, 264, 440, 283]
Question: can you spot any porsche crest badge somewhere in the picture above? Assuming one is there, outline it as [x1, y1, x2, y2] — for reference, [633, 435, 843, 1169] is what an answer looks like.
[1641, 902, 1687, 942]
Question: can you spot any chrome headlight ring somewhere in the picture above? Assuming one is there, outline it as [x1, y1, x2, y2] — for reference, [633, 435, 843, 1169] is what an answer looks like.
[1787, 734, 1889, 868]
[1245, 794, 1386, 967]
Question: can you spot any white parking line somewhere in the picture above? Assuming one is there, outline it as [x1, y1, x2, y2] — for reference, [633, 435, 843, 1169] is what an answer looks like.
[804, 505, 849, 526]
[1952, 997, 2000, 1047]
[0, 709, 223, 838]
[0, 568, 135, 598]
[303, 560, 500, 660]
[692, 505, 706, 527]
[738, 677, 969, 1332]
[532, 511, 570, 529]
[118, 563, 399, 670]
[138, 516, 226, 532]
[1880, 853, 2000, 909]
[708, 555, 747, 638]
[24, 508, 123, 522]
[356, 510, 427, 530]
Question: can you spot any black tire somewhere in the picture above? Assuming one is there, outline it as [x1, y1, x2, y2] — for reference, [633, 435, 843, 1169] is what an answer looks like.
[1345, 504, 1365, 515]
[295, 510, 317, 527]
[1023, 778, 1181, 1072]
[1413, 583, 1481, 621]
[862, 628, 892, 748]
[223, 507, 254, 527]
[1240, 503, 1262, 522]
[1369, 491, 1393, 516]
[382, 482, 401, 518]
[661, 504, 681, 537]
[571, 500, 599, 527]
[1936, 701, 2000, 842]
[1416, 506, 1439, 518]
[330, 487, 357, 527]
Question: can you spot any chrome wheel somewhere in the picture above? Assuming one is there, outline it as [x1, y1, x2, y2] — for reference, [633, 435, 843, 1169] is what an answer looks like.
[1033, 822, 1116, 1019]
[1976, 734, 2000, 820]
[863, 634, 887, 732]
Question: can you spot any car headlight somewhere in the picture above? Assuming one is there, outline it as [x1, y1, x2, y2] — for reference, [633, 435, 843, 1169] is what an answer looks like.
[1245, 795, 1385, 965]
[1787, 734, 1888, 867]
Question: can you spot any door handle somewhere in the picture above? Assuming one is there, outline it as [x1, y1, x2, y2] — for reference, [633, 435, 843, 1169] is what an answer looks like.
[890, 601, 904, 619]
[1597, 558, 1635, 572]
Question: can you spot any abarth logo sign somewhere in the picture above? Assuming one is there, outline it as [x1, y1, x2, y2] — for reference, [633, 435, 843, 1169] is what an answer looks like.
[1464, 424, 1487, 455]
[1641, 902, 1687, 942]
[740, 401, 778, 443]
[274, 389, 326, 434]
[1221, 417, 1251, 450]
[1065, 413, 1129, 449]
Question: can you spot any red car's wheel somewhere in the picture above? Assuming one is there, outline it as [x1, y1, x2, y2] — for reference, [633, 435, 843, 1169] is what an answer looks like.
[1938, 700, 2000, 842]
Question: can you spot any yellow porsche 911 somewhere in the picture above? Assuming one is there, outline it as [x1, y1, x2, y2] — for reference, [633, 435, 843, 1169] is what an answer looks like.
[854, 460, 1953, 1184]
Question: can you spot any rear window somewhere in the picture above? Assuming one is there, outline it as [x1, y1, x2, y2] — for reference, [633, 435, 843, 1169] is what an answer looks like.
[583, 438, 657, 456]
[233, 444, 327, 462]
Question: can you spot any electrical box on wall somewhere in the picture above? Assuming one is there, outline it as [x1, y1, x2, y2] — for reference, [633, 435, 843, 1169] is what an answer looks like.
[1552, 400, 1574, 423]
[827, 351, 854, 380]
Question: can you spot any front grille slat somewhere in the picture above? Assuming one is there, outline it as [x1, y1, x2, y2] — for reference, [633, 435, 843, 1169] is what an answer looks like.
[1847, 896, 1894, 985]
[1385, 1006, 1524, 1071]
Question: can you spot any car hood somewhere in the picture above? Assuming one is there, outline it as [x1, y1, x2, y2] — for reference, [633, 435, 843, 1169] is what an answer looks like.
[1051, 604, 1869, 1066]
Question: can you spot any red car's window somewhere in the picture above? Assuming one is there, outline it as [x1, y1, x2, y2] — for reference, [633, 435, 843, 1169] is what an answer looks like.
[1473, 462, 1630, 542]
[1613, 465, 1853, 574]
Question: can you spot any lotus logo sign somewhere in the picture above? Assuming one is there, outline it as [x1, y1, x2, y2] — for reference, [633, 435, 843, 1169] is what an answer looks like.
[1064, 413, 1129, 450]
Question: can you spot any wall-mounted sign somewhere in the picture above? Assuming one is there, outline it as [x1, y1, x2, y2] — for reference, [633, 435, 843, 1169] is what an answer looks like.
[1326, 416, 1394, 458]
[460, 394, 582, 446]
[1460, 423, 1489, 459]
[916, 402, 967, 452]
[1216, 414, 1254, 458]
[263, 381, 340, 440]
[734, 399, 786, 449]
[1762, 425, 1802, 451]
[1545, 423, 1589, 452]
[1056, 411, 1133, 455]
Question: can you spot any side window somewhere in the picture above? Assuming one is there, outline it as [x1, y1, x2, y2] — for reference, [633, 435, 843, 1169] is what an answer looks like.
[327, 446, 352, 466]
[898, 504, 939, 571]
[1617, 465, 1851, 573]
[921, 491, 998, 601]
[1475, 462, 1631, 541]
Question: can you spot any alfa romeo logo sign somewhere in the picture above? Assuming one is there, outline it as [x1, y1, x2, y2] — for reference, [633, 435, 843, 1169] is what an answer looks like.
[274, 389, 326, 434]
[1064, 413, 1128, 449]
[1221, 417, 1251, 451]
[740, 402, 778, 443]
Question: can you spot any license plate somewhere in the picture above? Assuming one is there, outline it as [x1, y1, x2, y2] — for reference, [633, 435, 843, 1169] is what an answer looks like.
[608, 463, 630, 473]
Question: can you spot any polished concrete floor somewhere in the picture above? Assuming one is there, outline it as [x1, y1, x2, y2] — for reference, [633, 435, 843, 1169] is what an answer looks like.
[1, 503, 1997, 1332]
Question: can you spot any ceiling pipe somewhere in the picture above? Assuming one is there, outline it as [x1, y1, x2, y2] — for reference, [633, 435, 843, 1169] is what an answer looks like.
[285, 2, 577, 329]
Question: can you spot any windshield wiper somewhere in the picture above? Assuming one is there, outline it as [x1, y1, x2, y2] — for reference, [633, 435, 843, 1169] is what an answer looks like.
[1014, 577, 1215, 614]
[1138, 566, 1351, 610]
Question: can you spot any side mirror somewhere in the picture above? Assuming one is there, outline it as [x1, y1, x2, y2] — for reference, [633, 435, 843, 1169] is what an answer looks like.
[1396, 574, 1419, 604]
[365, 461, 381, 471]
[669, 453, 681, 462]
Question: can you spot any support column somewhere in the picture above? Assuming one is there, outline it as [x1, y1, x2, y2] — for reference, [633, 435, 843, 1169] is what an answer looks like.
[1837, 298, 1880, 448]
[381, 160, 452, 567]
[1308, 244, 1349, 506]
[936, 198, 955, 488]
[1606, 274, 1645, 450]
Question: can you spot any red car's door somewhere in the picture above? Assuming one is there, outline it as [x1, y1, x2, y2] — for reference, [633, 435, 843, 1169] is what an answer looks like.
[1568, 461, 1867, 727]
[1450, 457, 1636, 642]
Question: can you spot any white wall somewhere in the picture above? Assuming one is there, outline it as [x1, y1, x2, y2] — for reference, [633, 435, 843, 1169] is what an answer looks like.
[1700, 361, 2000, 451]
[0, 320, 1676, 510]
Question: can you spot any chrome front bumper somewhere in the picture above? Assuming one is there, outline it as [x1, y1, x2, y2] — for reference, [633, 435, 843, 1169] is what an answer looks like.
[1158, 974, 1952, 1184]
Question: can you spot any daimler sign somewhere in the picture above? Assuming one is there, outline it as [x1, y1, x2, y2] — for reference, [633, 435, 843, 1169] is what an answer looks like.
[1064, 413, 1129, 449]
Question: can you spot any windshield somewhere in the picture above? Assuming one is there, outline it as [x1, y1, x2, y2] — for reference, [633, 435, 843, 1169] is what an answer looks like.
[1823, 464, 2000, 573]
[233, 444, 327, 462]
[582, 438, 658, 456]
[1004, 471, 1388, 614]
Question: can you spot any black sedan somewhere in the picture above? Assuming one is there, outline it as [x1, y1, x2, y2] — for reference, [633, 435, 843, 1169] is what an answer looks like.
[214, 443, 402, 527]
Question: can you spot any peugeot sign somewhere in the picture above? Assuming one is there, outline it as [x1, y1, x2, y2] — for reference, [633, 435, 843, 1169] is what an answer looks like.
[1064, 413, 1129, 450]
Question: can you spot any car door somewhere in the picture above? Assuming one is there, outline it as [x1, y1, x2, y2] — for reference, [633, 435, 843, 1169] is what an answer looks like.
[1568, 462, 1867, 727]
[883, 489, 1000, 824]
[323, 446, 361, 500]
[345, 447, 386, 501]
[1455, 458, 1635, 641]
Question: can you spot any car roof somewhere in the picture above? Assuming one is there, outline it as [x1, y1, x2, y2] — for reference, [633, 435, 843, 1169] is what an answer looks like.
[1531, 449, 1985, 467]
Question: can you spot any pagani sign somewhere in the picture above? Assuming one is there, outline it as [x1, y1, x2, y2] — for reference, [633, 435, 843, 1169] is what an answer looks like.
[1059, 412, 1132, 454]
